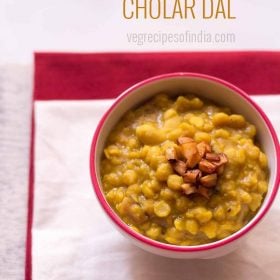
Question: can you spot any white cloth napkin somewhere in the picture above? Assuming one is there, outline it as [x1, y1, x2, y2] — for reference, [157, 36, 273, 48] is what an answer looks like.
[33, 96, 280, 280]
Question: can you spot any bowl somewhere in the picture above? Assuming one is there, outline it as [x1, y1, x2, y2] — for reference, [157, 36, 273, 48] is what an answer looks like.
[90, 73, 280, 259]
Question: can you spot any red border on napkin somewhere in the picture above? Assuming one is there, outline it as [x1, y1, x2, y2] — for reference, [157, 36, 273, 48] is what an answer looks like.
[26, 51, 280, 280]
[34, 52, 280, 100]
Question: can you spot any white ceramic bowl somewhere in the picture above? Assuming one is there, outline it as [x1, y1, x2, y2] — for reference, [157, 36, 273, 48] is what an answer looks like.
[90, 73, 280, 259]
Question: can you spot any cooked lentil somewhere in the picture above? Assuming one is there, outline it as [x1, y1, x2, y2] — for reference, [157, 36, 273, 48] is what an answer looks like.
[101, 94, 269, 246]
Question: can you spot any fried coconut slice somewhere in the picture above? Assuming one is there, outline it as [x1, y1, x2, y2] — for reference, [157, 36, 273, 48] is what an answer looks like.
[183, 169, 202, 184]
[181, 142, 202, 169]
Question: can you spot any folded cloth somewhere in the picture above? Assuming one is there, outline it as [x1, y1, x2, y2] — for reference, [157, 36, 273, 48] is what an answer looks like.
[27, 52, 280, 280]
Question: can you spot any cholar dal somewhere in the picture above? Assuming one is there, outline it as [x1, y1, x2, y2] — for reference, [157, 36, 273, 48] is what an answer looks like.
[101, 94, 268, 246]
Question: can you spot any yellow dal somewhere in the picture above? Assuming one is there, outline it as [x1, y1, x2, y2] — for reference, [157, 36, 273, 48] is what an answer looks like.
[101, 94, 268, 246]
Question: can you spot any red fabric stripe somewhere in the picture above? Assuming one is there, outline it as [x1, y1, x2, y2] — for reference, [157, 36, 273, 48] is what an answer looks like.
[34, 51, 280, 100]
[25, 106, 35, 280]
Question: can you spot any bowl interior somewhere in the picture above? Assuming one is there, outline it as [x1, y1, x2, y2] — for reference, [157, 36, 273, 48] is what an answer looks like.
[93, 74, 278, 248]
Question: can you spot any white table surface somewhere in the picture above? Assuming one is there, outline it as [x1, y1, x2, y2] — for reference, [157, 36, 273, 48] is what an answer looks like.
[0, 0, 280, 64]
[0, 0, 279, 279]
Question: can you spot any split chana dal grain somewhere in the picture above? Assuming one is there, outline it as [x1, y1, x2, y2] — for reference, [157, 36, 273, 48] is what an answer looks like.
[101, 94, 269, 246]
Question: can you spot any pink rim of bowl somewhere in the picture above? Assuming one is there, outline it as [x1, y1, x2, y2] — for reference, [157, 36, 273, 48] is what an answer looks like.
[90, 72, 280, 253]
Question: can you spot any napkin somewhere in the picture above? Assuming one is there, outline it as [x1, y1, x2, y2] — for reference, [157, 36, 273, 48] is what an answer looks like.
[27, 52, 280, 280]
